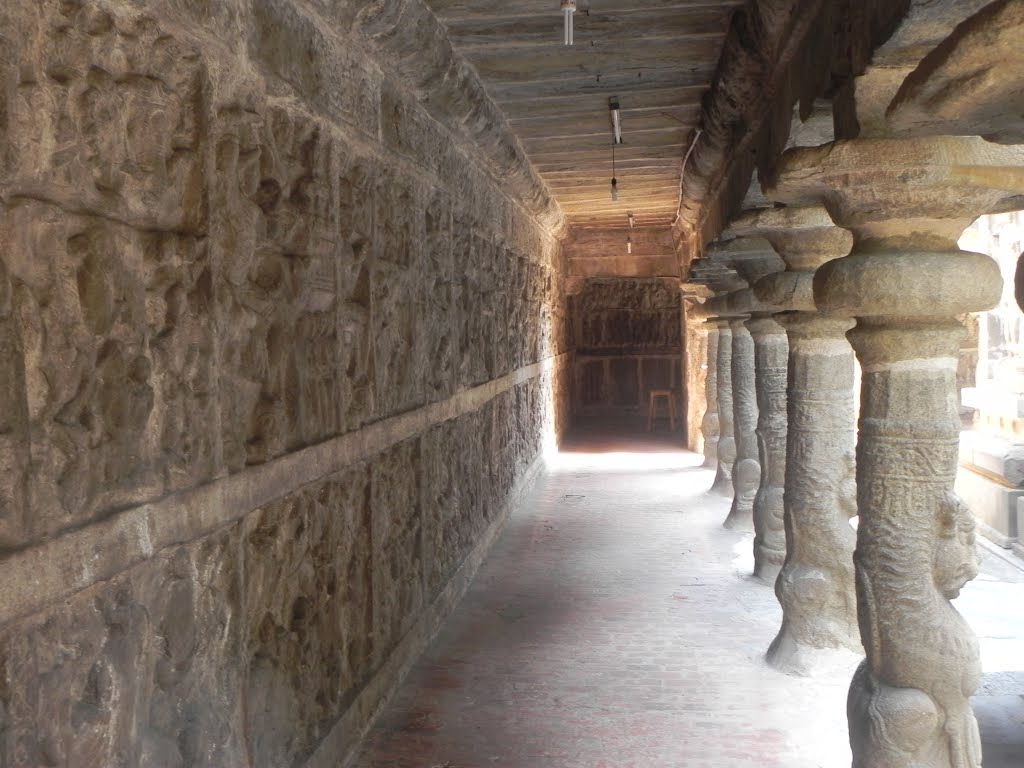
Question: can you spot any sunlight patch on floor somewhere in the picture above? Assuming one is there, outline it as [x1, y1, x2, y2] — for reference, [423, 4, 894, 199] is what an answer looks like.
[550, 449, 704, 473]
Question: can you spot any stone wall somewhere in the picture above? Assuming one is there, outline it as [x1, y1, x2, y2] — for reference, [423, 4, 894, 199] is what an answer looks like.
[569, 278, 682, 420]
[0, 1, 569, 765]
[563, 226, 680, 281]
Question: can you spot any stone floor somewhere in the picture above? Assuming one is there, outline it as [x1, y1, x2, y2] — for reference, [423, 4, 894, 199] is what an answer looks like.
[347, 417, 1024, 768]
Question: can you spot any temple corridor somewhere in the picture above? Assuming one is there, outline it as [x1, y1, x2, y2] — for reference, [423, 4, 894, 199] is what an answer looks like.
[349, 423, 1024, 768]
[6, 1, 1024, 766]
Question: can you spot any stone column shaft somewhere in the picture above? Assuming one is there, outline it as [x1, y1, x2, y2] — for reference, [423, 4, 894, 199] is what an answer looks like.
[767, 314, 859, 672]
[725, 318, 759, 530]
[747, 316, 788, 584]
[702, 324, 720, 468]
[846, 320, 982, 768]
[711, 320, 735, 497]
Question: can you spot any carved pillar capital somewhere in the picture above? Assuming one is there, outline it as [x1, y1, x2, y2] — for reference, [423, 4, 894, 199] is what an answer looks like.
[771, 136, 1024, 253]
[730, 205, 853, 313]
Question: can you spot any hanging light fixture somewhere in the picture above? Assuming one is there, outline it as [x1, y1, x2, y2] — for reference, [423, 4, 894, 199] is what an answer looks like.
[626, 212, 633, 253]
[610, 140, 619, 202]
[609, 96, 623, 144]
[628, 212, 635, 229]
[561, 1, 576, 46]
[609, 96, 623, 201]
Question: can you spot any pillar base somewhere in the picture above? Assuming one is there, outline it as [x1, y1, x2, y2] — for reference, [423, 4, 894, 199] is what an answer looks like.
[848, 661, 982, 768]
[723, 457, 757, 531]
[767, 614, 862, 677]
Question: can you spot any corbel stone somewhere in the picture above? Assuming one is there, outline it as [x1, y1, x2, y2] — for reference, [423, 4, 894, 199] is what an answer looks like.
[887, 0, 1024, 145]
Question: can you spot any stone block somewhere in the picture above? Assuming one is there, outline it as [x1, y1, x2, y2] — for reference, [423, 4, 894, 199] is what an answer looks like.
[455, 228, 494, 388]
[0, 258, 30, 550]
[1018, 497, 1024, 554]
[380, 78, 452, 175]
[955, 465, 1022, 545]
[959, 430, 1024, 487]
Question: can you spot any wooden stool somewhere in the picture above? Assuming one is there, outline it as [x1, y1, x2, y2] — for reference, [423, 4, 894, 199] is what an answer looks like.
[647, 389, 677, 432]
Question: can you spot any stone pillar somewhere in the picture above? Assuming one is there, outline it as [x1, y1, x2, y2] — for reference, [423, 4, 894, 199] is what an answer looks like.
[726, 316, 759, 530]
[747, 315, 788, 583]
[767, 314, 859, 670]
[847, 322, 984, 768]
[771, 136, 1019, 768]
[702, 321, 720, 468]
[710, 319, 735, 497]
[729, 206, 859, 671]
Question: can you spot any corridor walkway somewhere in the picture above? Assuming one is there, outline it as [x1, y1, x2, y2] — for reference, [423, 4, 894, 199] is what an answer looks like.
[348, 423, 1024, 768]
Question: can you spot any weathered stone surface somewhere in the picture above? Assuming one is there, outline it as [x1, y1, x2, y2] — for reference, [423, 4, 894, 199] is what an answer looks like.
[565, 226, 680, 279]
[725, 318, 759, 530]
[851, 0, 996, 138]
[701, 322, 720, 466]
[767, 315, 859, 673]
[706, 237, 785, 287]
[371, 438, 424, 668]
[3, 201, 215, 544]
[846, 323, 984, 768]
[0, 526, 247, 767]
[747, 316, 787, 583]
[243, 466, 373, 766]
[570, 278, 682, 414]
[3, 2, 207, 231]
[887, 0, 1024, 143]
[677, 0, 908, 243]
[726, 206, 852, 275]
[770, 136, 1024, 254]
[711, 320, 736, 497]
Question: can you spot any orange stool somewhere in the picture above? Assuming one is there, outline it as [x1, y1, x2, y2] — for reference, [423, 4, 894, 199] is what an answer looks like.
[647, 389, 677, 432]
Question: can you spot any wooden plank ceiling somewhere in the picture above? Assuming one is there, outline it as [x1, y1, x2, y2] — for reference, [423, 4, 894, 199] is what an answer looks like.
[425, 0, 742, 229]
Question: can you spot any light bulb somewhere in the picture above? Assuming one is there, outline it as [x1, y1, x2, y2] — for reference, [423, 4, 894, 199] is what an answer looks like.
[627, 236, 632, 254]
[561, 1, 576, 46]
[610, 178, 619, 202]
[609, 97, 622, 144]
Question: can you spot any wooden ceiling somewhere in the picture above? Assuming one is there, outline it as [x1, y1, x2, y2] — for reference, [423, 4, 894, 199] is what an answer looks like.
[424, 1, 742, 229]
